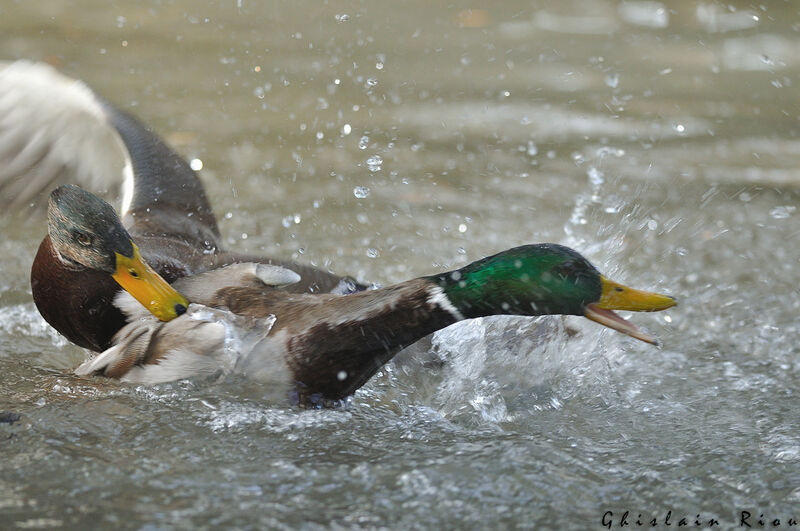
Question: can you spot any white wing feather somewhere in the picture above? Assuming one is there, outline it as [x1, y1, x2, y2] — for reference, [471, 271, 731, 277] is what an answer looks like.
[0, 60, 131, 210]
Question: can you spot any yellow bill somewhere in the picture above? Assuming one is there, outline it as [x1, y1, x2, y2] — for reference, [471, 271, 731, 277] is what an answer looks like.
[111, 243, 189, 321]
[585, 276, 676, 345]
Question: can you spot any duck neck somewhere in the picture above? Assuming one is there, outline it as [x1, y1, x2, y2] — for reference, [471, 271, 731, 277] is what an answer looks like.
[426, 260, 528, 320]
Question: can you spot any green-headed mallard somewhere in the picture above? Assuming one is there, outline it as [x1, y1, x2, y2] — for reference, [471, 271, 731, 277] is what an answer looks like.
[1, 61, 675, 404]
[47, 186, 677, 404]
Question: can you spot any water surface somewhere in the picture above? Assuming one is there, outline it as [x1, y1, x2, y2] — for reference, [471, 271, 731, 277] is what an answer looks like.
[1, 0, 800, 528]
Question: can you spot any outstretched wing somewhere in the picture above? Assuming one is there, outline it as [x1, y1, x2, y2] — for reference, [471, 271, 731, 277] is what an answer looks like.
[0, 60, 221, 248]
[0, 60, 128, 209]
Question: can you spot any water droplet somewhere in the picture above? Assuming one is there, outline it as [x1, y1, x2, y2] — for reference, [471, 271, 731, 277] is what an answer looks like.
[365, 77, 378, 88]
[316, 131, 324, 140]
[458, 223, 467, 233]
[526, 141, 538, 156]
[770, 205, 796, 219]
[190, 158, 203, 171]
[647, 219, 658, 230]
[587, 167, 604, 186]
[366, 248, 379, 258]
[225, 212, 233, 219]
[366, 155, 383, 172]
[281, 216, 294, 228]
[241, 233, 248, 239]
[253, 86, 265, 99]
[335, 13, 350, 22]
[674, 124, 685, 133]
[375, 62, 384, 70]
[664, 315, 672, 323]
[604, 72, 619, 88]
[342, 123, 352, 135]
[353, 186, 371, 198]
[337, 370, 348, 381]
[358, 136, 369, 149]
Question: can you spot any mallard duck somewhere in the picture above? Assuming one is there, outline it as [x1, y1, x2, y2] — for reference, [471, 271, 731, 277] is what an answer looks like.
[3, 61, 676, 404]
[0, 60, 363, 352]
[50, 186, 677, 403]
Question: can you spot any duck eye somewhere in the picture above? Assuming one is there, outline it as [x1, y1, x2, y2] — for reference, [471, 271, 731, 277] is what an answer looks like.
[74, 232, 93, 247]
[128, 269, 139, 278]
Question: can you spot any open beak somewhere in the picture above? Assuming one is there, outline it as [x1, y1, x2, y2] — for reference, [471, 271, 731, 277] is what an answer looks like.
[111, 243, 189, 321]
[584, 276, 676, 345]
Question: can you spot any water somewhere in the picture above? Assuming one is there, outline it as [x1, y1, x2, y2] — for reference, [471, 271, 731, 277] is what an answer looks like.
[2, 0, 800, 528]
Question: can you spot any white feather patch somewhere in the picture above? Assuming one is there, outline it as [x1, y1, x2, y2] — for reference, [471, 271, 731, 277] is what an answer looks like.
[119, 159, 134, 216]
[254, 263, 301, 287]
[75, 344, 124, 376]
[426, 285, 465, 321]
[112, 290, 152, 320]
[120, 348, 224, 384]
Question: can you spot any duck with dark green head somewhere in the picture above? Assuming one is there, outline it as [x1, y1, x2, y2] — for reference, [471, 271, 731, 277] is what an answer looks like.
[3, 61, 675, 404]
[60, 186, 677, 404]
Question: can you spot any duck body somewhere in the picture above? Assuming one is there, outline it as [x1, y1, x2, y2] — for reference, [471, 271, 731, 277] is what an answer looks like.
[78, 263, 460, 403]
[76, 243, 676, 405]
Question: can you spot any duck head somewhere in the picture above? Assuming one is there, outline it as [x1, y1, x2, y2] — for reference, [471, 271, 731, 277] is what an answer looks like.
[47, 184, 188, 321]
[432, 243, 676, 344]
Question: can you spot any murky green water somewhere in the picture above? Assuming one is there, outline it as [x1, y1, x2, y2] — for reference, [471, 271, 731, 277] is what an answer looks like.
[2, 0, 800, 528]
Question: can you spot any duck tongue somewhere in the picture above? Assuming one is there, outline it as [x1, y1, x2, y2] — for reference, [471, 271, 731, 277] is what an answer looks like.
[584, 303, 660, 346]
